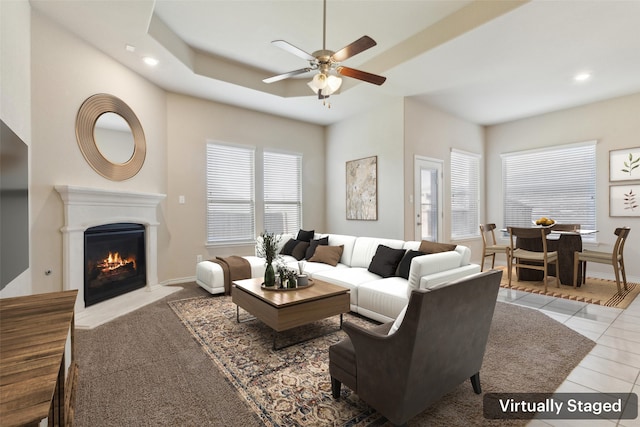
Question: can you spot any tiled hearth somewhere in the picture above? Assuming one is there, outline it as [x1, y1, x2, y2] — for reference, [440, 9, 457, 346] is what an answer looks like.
[56, 185, 181, 329]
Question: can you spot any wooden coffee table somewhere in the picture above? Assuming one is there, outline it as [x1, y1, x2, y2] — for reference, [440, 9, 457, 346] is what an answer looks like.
[231, 277, 350, 350]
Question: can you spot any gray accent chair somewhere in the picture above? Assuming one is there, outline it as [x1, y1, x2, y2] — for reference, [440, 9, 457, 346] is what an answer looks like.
[329, 269, 502, 426]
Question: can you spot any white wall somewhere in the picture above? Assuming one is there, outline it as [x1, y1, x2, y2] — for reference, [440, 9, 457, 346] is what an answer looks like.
[326, 98, 405, 239]
[165, 93, 326, 282]
[486, 93, 640, 281]
[403, 98, 485, 257]
[0, 0, 32, 297]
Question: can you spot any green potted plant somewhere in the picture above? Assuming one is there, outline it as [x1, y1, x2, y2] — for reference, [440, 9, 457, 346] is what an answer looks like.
[258, 232, 280, 287]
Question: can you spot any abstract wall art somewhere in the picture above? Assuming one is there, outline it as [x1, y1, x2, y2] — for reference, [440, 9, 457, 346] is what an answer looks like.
[346, 155, 377, 220]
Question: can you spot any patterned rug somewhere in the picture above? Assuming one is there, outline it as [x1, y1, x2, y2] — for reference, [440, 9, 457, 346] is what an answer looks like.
[169, 295, 595, 427]
[495, 266, 640, 308]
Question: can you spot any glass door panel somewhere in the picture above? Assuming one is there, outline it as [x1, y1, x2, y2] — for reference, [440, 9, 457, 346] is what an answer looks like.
[414, 157, 443, 242]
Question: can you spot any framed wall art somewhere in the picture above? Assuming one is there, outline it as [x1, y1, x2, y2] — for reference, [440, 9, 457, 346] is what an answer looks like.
[610, 184, 640, 217]
[609, 147, 640, 182]
[346, 155, 377, 220]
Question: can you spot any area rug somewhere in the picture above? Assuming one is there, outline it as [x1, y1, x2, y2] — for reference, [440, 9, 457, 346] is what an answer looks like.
[495, 266, 640, 308]
[169, 295, 595, 426]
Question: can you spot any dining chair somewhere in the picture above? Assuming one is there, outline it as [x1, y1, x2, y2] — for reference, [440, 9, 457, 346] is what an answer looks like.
[573, 227, 630, 295]
[508, 227, 560, 292]
[479, 224, 510, 277]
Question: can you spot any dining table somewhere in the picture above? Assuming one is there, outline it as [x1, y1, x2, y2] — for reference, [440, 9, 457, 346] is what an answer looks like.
[505, 228, 597, 286]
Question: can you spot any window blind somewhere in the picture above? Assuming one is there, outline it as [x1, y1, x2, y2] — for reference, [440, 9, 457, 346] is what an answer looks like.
[206, 143, 255, 244]
[451, 149, 480, 240]
[502, 141, 596, 241]
[263, 151, 302, 235]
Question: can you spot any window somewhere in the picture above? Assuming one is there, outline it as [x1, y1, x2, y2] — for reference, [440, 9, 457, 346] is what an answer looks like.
[451, 149, 480, 240]
[502, 141, 596, 241]
[206, 143, 255, 244]
[263, 151, 302, 234]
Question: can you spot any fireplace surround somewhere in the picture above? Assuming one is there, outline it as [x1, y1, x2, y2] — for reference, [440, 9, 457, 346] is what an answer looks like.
[56, 185, 172, 324]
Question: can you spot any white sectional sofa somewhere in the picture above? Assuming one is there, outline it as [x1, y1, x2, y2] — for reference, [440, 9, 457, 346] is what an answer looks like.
[196, 232, 481, 323]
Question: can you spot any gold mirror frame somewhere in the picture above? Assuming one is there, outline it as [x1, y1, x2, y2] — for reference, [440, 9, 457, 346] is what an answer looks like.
[76, 93, 146, 181]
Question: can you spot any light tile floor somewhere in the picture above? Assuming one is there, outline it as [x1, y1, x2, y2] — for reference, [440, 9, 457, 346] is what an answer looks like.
[495, 287, 640, 426]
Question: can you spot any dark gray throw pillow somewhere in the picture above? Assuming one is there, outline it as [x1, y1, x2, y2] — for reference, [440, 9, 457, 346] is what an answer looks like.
[280, 238, 301, 255]
[305, 236, 329, 259]
[296, 229, 315, 242]
[368, 245, 406, 278]
[396, 250, 426, 279]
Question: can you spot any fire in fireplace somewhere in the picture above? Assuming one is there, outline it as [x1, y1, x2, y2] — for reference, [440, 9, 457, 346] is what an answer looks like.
[84, 223, 146, 306]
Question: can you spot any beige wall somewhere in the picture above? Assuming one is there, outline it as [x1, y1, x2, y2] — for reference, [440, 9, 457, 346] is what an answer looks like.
[28, 10, 168, 294]
[0, 0, 32, 297]
[26, 11, 326, 290]
[403, 98, 485, 257]
[486, 93, 640, 281]
[165, 93, 326, 283]
[326, 98, 405, 239]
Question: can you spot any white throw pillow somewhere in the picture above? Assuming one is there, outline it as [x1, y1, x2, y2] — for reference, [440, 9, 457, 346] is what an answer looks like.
[388, 304, 408, 335]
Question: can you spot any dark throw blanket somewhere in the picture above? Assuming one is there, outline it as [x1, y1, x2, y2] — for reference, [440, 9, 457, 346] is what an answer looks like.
[209, 256, 252, 295]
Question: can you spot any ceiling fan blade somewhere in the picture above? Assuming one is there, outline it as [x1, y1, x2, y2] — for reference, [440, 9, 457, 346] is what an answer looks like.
[337, 66, 386, 86]
[331, 36, 377, 63]
[263, 68, 312, 84]
[271, 40, 316, 61]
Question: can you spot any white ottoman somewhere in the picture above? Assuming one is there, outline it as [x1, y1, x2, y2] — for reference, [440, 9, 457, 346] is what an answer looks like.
[195, 256, 267, 294]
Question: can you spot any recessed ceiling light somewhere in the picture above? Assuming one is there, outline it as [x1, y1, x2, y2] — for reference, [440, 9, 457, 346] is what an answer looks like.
[143, 56, 159, 67]
[125, 44, 136, 52]
[574, 72, 592, 82]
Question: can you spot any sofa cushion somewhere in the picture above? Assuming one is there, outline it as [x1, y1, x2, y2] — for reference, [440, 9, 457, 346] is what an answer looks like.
[313, 267, 381, 308]
[296, 229, 315, 242]
[296, 260, 348, 276]
[291, 241, 310, 260]
[326, 234, 358, 266]
[419, 240, 457, 254]
[357, 277, 410, 323]
[367, 245, 405, 278]
[309, 245, 344, 266]
[305, 236, 329, 259]
[396, 250, 425, 279]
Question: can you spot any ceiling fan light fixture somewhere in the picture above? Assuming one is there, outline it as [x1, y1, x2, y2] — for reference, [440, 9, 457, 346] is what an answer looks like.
[310, 72, 328, 90]
[326, 75, 342, 93]
[307, 72, 342, 97]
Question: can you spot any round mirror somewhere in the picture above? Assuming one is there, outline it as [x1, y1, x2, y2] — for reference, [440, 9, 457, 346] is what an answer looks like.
[94, 112, 135, 164]
[76, 94, 146, 181]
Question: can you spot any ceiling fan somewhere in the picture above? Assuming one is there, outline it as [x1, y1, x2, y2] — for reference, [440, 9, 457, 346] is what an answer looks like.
[262, 0, 386, 101]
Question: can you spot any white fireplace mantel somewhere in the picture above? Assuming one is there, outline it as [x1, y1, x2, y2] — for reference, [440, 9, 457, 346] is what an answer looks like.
[55, 185, 169, 320]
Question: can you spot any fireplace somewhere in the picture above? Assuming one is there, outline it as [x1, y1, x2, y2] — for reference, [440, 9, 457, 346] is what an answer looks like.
[56, 185, 168, 318]
[84, 223, 147, 307]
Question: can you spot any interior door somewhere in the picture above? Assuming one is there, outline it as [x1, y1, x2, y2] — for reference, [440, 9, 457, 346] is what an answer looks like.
[414, 156, 443, 242]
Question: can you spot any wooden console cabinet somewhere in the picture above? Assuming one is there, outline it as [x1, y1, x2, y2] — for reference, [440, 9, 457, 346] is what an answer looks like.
[0, 290, 78, 426]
